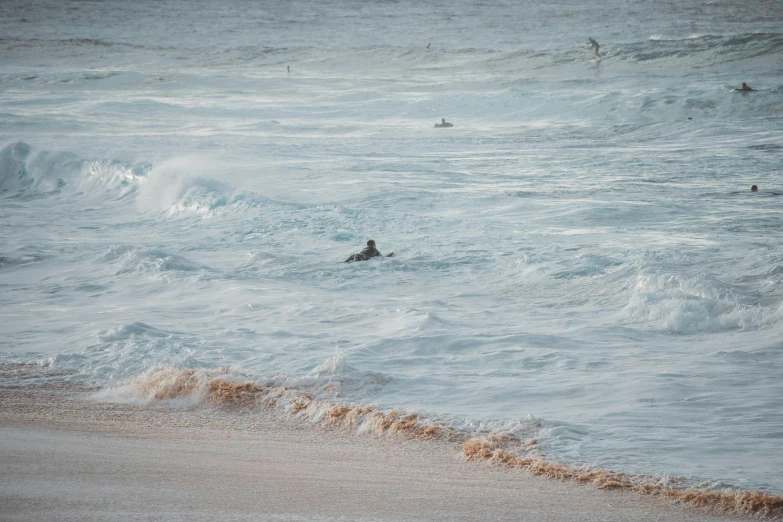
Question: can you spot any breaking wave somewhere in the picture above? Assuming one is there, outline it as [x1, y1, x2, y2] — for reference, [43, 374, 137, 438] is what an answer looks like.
[135, 156, 274, 217]
[0, 143, 271, 217]
[0, 142, 145, 201]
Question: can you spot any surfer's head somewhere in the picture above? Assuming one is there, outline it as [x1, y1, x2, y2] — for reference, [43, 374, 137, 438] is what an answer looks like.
[742, 83, 748, 88]
[442, 118, 446, 124]
[751, 185, 758, 192]
[367, 239, 376, 247]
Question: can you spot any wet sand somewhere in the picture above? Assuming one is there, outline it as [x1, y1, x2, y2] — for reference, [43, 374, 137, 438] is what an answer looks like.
[0, 385, 743, 522]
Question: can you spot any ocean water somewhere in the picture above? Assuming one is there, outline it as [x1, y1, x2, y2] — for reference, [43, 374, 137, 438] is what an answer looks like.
[1, 0, 782, 495]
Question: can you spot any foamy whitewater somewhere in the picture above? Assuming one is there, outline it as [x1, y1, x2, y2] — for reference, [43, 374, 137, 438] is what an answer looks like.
[1, 0, 782, 497]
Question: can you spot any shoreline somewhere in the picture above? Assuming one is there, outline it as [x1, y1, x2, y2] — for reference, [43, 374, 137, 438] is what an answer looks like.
[0, 383, 748, 522]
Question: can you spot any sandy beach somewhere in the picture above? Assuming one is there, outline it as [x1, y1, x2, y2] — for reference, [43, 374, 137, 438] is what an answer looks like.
[0, 384, 745, 522]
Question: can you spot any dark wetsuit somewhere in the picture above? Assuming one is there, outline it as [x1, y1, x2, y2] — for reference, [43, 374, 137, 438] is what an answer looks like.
[589, 38, 600, 56]
[345, 246, 382, 263]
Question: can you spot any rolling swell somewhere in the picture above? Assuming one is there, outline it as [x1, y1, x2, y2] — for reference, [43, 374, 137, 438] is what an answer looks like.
[307, 32, 783, 77]
[613, 32, 783, 64]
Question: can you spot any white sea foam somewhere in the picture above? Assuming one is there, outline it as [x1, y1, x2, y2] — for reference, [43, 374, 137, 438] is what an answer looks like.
[136, 156, 228, 215]
[619, 272, 782, 333]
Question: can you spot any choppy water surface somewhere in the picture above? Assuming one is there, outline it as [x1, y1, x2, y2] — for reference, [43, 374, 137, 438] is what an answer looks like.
[1, 0, 782, 494]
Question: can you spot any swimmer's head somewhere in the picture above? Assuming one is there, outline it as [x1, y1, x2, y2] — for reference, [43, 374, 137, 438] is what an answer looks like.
[742, 83, 748, 88]
[751, 185, 758, 192]
[367, 239, 376, 247]
[442, 118, 446, 123]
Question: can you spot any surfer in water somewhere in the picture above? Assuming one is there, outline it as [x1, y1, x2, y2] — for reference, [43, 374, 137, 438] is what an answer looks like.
[345, 239, 387, 263]
[751, 185, 758, 192]
[737, 82, 753, 91]
[588, 37, 600, 57]
[435, 118, 453, 128]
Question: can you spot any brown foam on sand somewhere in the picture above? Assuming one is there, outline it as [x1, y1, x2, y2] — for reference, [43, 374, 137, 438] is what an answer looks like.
[124, 367, 456, 441]
[462, 436, 783, 519]
[97, 367, 783, 519]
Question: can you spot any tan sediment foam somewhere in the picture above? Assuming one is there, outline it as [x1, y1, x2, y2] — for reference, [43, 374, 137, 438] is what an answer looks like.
[126, 369, 458, 442]
[0, 406, 737, 522]
[462, 437, 783, 518]
[125, 368, 783, 519]
[131, 368, 783, 518]
[6, 365, 781, 519]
